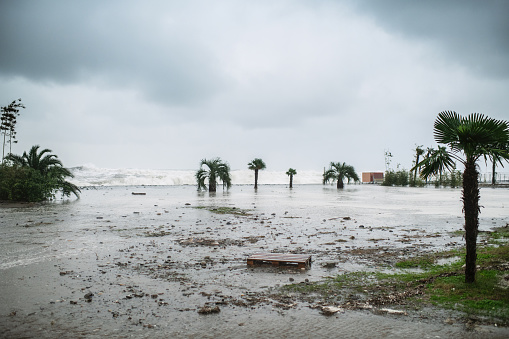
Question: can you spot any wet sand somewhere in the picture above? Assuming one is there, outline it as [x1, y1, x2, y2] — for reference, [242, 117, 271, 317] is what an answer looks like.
[1, 185, 508, 338]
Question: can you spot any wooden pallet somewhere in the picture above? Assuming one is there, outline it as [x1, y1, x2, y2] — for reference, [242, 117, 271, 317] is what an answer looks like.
[247, 253, 312, 269]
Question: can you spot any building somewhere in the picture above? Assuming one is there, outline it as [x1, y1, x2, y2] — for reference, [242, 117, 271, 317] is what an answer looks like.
[362, 172, 384, 184]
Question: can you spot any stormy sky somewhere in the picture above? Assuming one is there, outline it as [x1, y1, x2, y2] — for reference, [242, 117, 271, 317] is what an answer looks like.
[1, 0, 508, 172]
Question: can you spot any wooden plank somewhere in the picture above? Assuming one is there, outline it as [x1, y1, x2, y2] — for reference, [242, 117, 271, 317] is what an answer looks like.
[247, 253, 312, 269]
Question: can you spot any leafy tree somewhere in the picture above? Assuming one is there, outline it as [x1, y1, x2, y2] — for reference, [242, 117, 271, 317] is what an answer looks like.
[1, 99, 25, 162]
[196, 158, 232, 192]
[248, 158, 266, 189]
[4, 145, 80, 200]
[415, 111, 509, 283]
[323, 162, 359, 189]
[285, 168, 297, 188]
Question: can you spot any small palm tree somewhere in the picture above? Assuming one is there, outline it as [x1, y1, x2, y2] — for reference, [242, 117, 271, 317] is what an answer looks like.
[323, 162, 359, 189]
[414, 111, 509, 283]
[5, 145, 80, 199]
[412, 145, 425, 183]
[286, 168, 297, 188]
[248, 158, 266, 189]
[490, 141, 509, 185]
[421, 146, 453, 186]
[196, 158, 232, 192]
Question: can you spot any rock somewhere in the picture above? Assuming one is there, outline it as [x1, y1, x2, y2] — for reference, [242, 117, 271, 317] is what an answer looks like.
[444, 318, 454, 325]
[321, 306, 344, 316]
[84, 292, 93, 302]
[322, 262, 337, 269]
[379, 308, 407, 315]
[197, 305, 220, 314]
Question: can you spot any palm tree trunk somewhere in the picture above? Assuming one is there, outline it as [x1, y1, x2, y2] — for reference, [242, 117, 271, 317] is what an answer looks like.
[209, 178, 217, 192]
[254, 169, 258, 189]
[289, 175, 293, 188]
[463, 159, 480, 283]
[413, 154, 420, 182]
[492, 160, 496, 185]
[337, 178, 344, 189]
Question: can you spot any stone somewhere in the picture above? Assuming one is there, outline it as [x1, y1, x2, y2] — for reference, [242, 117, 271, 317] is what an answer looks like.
[321, 306, 344, 316]
[197, 305, 220, 314]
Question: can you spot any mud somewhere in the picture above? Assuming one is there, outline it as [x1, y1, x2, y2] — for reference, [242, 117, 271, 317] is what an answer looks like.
[1, 185, 508, 338]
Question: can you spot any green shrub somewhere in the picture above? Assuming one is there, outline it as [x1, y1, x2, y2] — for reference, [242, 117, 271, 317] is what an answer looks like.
[0, 165, 59, 202]
[382, 170, 409, 186]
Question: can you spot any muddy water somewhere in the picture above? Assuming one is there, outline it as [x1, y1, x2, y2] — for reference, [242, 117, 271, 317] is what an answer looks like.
[1, 185, 508, 338]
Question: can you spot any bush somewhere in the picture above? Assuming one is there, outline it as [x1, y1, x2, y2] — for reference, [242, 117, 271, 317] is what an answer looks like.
[0, 165, 58, 202]
[382, 170, 409, 186]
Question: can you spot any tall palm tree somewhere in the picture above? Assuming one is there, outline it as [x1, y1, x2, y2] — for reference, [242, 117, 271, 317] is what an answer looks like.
[415, 111, 509, 283]
[286, 168, 297, 188]
[5, 145, 80, 199]
[248, 158, 266, 189]
[196, 158, 232, 192]
[323, 162, 359, 189]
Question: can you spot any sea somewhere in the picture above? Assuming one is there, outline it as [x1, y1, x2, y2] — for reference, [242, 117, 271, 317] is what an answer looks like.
[69, 164, 325, 187]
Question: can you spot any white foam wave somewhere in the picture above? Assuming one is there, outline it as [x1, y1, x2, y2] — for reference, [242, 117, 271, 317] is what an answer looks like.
[69, 165, 324, 186]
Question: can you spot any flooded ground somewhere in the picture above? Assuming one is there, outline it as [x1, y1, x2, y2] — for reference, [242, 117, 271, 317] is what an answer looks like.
[1, 184, 508, 338]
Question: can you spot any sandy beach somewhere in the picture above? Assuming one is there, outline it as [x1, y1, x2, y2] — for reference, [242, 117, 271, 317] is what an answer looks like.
[1, 185, 508, 338]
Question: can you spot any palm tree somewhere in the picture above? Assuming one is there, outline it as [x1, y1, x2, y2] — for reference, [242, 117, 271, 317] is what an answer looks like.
[196, 158, 232, 192]
[489, 141, 509, 185]
[286, 168, 297, 188]
[323, 162, 360, 189]
[5, 145, 80, 199]
[415, 111, 509, 283]
[412, 145, 425, 183]
[421, 146, 453, 186]
[248, 158, 266, 189]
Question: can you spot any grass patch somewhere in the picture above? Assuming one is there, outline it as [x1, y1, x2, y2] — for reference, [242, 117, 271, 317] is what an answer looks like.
[429, 269, 509, 319]
[279, 244, 509, 324]
[193, 206, 252, 216]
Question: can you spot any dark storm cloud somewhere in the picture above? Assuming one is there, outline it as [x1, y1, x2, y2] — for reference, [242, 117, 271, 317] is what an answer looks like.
[350, 0, 509, 78]
[0, 0, 227, 105]
[1, 0, 508, 171]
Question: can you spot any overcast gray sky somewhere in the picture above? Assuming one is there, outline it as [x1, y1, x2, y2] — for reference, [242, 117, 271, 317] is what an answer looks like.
[1, 0, 508, 172]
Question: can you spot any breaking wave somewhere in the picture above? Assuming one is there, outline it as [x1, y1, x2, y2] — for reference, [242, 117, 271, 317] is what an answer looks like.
[69, 164, 324, 187]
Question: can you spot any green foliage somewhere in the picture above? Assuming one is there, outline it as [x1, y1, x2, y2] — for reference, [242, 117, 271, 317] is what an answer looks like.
[382, 169, 409, 186]
[248, 158, 266, 189]
[196, 158, 232, 192]
[247, 158, 266, 171]
[286, 168, 297, 188]
[0, 165, 57, 201]
[416, 111, 509, 283]
[1, 145, 80, 202]
[323, 162, 359, 188]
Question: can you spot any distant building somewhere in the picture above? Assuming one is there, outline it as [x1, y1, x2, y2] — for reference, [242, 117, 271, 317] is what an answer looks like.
[362, 172, 384, 183]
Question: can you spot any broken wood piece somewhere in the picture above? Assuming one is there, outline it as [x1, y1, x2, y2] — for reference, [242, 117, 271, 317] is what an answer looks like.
[246, 253, 312, 269]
